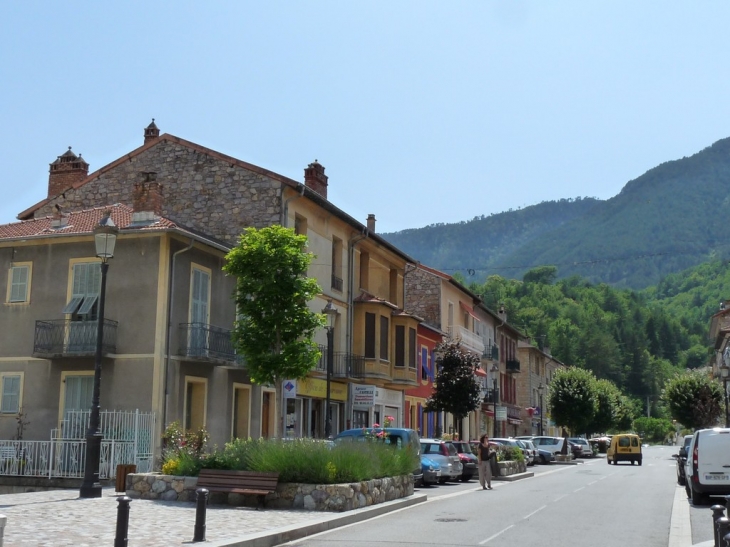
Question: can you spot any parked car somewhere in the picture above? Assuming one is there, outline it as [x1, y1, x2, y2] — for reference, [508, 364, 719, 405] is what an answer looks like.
[674, 434, 693, 486]
[420, 455, 441, 487]
[335, 427, 423, 484]
[514, 439, 535, 465]
[451, 440, 478, 481]
[519, 439, 539, 466]
[569, 437, 594, 457]
[420, 439, 463, 483]
[568, 440, 583, 459]
[491, 437, 528, 463]
[684, 427, 730, 505]
[531, 436, 568, 455]
[536, 448, 555, 464]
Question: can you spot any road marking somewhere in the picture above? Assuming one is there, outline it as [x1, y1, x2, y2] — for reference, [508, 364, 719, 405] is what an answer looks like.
[554, 494, 567, 502]
[668, 485, 692, 547]
[479, 524, 515, 544]
[573, 487, 585, 493]
[588, 480, 598, 485]
[524, 505, 546, 519]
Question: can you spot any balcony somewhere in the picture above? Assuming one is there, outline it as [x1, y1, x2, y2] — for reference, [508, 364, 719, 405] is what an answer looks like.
[483, 388, 499, 404]
[33, 319, 118, 358]
[482, 343, 499, 361]
[178, 323, 243, 367]
[448, 325, 485, 356]
[316, 345, 365, 378]
[506, 359, 521, 373]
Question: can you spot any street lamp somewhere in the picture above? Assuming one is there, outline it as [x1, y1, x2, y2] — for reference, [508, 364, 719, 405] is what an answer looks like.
[80, 212, 118, 498]
[322, 300, 338, 439]
[490, 364, 499, 438]
[720, 348, 730, 428]
[537, 383, 544, 436]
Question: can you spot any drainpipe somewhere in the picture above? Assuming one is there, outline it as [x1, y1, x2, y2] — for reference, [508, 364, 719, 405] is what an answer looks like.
[162, 238, 195, 431]
[281, 183, 305, 227]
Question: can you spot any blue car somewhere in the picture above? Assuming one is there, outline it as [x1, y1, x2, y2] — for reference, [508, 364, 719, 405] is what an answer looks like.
[420, 455, 441, 486]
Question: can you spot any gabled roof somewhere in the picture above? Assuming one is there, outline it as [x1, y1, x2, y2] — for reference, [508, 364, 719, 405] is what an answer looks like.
[18, 133, 302, 221]
[0, 203, 228, 251]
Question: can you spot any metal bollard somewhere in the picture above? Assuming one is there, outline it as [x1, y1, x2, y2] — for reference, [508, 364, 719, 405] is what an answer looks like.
[0, 514, 6, 547]
[718, 517, 730, 547]
[724, 531, 730, 547]
[114, 496, 132, 547]
[193, 488, 209, 542]
[712, 505, 727, 547]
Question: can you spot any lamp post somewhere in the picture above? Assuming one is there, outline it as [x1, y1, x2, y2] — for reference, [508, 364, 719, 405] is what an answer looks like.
[537, 383, 544, 436]
[322, 300, 338, 439]
[491, 364, 499, 438]
[80, 212, 118, 498]
[721, 349, 730, 428]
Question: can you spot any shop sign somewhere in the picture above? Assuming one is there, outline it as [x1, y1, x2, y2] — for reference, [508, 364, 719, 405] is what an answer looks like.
[283, 380, 297, 398]
[297, 377, 347, 401]
[495, 406, 507, 422]
[352, 384, 376, 409]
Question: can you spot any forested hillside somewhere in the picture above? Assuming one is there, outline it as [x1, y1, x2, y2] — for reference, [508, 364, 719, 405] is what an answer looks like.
[384, 137, 730, 289]
[465, 262, 722, 416]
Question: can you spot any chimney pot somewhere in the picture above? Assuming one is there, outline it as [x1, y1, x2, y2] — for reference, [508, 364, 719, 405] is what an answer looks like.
[304, 160, 328, 199]
[144, 119, 160, 144]
[48, 147, 89, 198]
[366, 214, 376, 232]
[132, 181, 163, 222]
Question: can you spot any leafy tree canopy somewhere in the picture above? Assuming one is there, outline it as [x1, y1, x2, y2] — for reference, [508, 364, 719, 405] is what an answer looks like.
[548, 367, 598, 437]
[425, 341, 483, 421]
[223, 225, 325, 386]
[662, 370, 724, 429]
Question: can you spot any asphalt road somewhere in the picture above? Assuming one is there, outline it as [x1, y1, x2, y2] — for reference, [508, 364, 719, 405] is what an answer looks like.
[282, 446, 720, 547]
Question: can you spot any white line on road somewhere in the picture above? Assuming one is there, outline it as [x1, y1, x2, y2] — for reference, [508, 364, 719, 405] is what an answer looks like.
[554, 494, 567, 502]
[573, 487, 585, 493]
[479, 524, 515, 544]
[523, 505, 547, 520]
[588, 481, 598, 485]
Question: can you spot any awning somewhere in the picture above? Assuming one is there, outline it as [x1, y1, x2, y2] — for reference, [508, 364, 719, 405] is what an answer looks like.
[459, 301, 479, 321]
[508, 418, 522, 425]
[474, 368, 486, 377]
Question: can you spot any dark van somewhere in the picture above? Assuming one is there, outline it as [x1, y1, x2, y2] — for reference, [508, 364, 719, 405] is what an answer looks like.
[335, 428, 423, 484]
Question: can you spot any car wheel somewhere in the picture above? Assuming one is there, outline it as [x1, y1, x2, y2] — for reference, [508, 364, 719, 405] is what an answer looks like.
[630, 459, 635, 465]
[638, 458, 642, 466]
[540, 455, 547, 464]
[691, 484, 707, 506]
[438, 477, 447, 484]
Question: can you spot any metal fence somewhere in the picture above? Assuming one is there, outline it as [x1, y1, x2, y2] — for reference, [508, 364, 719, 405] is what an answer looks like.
[0, 409, 155, 479]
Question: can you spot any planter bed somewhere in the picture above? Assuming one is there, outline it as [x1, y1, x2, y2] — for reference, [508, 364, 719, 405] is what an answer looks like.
[125, 473, 414, 512]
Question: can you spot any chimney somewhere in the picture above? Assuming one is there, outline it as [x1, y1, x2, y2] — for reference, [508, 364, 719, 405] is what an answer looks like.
[367, 214, 376, 232]
[132, 178, 163, 223]
[50, 204, 69, 229]
[48, 147, 89, 198]
[304, 160, 328, 199]
[144, 118, 160, 144]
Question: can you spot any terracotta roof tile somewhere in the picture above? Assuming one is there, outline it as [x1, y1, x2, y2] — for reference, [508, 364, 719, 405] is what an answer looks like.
[0, 203, 178, 240]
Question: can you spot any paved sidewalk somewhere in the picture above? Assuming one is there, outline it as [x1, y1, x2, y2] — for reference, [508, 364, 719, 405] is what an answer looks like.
[0, 488, 426, 547]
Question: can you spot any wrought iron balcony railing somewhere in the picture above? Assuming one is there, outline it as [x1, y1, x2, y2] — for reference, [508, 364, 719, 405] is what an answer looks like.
[506, 359, 521, 373]
[178, 323, 243, 366]
[482, 343, 499, 361]
[331, 274, 343, 292]
[316, 344, 365, 378]
[33, 319, 118, 357]
[483, 388, 500, 404]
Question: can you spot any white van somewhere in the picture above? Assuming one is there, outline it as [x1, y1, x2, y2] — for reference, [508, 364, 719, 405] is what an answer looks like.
[684, 427, 730, 505]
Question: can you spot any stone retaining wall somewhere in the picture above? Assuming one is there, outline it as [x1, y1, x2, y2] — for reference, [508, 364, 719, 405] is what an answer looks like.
[496, 460, 527, 476]
[126, 473, 414, 512]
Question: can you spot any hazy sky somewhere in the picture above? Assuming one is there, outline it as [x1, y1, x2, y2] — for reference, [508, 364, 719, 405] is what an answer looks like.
[2, 2, 729, 233]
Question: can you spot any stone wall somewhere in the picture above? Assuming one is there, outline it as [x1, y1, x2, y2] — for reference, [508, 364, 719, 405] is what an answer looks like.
[35, 140, 283, 245]
[126, 473, 414, 512]
[404, 267, 442, 327]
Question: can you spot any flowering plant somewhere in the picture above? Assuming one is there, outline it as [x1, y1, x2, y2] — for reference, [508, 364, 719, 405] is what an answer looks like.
[384, 415, 395, 428]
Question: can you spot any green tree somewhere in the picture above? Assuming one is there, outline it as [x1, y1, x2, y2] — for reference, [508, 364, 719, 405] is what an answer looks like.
[586, 379, 622, 434]
[633, 416, 674, 444]
[424, 341, 483, 422]
[548, 367, 598, 448]
[662, 371, 724, 429]
[614, 395, 636, 431]
[224, 225, 325, 437]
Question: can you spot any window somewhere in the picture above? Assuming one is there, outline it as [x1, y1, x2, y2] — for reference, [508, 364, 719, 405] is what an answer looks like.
[189, 265, 211, 354]
[364, 312, 376, 358]
[380, 316, 389, 361]
[0, 373, 22, 414]
[359, 252, 369, 291]
[331, 237, 343, 291]
[62, 374, 93, 419]
[395, 325, 405, 367]
[409, 328, 417, 369]
[421, 347, 429, 381]
[7, 263, 31, 303]
[352, 410, 368, 429]
[294, 214, 307, 236]
[232, 384, 251, 440]
[63, 262, 101, 318]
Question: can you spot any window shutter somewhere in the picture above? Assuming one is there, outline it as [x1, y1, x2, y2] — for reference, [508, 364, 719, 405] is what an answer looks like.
[1, 376, 20, 413]
[9, 266, 29, 302]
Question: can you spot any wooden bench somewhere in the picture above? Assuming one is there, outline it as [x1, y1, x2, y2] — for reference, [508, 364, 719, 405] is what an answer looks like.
[196, 469, 279, 509]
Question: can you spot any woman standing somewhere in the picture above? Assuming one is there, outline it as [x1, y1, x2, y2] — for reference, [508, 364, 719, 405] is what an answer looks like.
[477, 434, 495, 490]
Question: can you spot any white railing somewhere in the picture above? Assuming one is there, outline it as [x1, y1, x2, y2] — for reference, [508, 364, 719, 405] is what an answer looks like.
[448, 325, 485, 356]
[0, 409, 156, 479]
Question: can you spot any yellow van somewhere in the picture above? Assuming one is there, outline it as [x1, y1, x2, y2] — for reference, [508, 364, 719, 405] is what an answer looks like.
[607, 434, 642, 465]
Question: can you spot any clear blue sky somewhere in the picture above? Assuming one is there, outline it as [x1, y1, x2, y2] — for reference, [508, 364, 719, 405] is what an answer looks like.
[2, 2, 729, 233]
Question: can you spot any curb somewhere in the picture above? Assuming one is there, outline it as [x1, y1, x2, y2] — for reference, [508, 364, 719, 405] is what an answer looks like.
[494, 471, 534, 482]
[205, 493, 428, 547]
